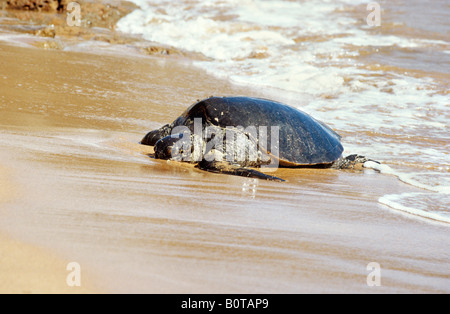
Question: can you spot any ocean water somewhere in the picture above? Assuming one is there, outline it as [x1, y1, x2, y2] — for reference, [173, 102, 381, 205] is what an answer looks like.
[116, 0, 449, 223]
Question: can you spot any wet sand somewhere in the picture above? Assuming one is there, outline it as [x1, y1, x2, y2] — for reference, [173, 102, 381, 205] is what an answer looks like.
[0, 232, 97, 294]
[0, 145, 96, 294]
[0, 19, 449, 293]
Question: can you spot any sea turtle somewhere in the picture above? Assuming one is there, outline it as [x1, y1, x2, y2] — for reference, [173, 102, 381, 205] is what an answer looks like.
[140, 96, 375, 181]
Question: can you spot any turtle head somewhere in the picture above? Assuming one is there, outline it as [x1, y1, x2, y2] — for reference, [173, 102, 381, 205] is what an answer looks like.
[154, 133, 187, 160]
[154, 136, 173, 159]
[140, 124, 172, 146]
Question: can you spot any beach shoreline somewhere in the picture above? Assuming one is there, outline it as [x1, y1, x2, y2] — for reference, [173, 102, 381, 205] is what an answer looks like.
[0, 2, 449, 294]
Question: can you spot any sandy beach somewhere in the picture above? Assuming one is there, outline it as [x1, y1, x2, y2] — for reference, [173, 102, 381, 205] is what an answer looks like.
[0, 135, 96, 294]
[0, 232, 97, 294]
[0, 1, 449, 294]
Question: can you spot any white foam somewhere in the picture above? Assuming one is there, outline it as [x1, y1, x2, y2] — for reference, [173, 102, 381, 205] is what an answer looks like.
[364, 161, 450, 224]
[117, 0, 449, 108]
[364, 162, 450, 193]
[0, 33, 37, 47]
[379, 193, 450, 224]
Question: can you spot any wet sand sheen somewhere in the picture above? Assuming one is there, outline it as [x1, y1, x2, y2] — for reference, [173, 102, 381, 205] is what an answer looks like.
[0, 163, 96, 293]
[0, 232, 98, 294]
[0, 42, 449, 293]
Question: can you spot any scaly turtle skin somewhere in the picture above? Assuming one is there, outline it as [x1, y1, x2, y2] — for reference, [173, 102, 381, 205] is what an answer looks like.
[141, 97, 374, 181]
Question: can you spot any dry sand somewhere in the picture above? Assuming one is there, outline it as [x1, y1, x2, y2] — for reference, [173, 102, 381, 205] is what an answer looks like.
[0, 4, 449, 294]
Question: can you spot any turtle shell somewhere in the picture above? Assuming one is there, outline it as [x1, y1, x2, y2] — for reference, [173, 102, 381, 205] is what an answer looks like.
[170, 97, 343, 166]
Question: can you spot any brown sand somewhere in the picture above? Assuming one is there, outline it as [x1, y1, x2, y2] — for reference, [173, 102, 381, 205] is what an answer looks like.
[0, 233, 97, 293]
[0, 8, 449, 294]
[0, 162, 97, 293]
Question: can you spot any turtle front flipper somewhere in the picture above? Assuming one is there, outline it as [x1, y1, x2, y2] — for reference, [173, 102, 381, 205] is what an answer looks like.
[196, 160, 285, 182]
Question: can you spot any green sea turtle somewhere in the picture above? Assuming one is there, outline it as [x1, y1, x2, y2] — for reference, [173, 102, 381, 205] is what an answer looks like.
[140, 96, 375, 181]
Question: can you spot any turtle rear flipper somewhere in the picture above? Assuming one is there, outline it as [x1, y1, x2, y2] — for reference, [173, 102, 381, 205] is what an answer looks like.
[196, 160, 285, 182]
[332, 154, 380, 170]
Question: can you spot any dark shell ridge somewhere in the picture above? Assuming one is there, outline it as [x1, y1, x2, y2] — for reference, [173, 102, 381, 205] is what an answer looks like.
[171, 97, 344, 165]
